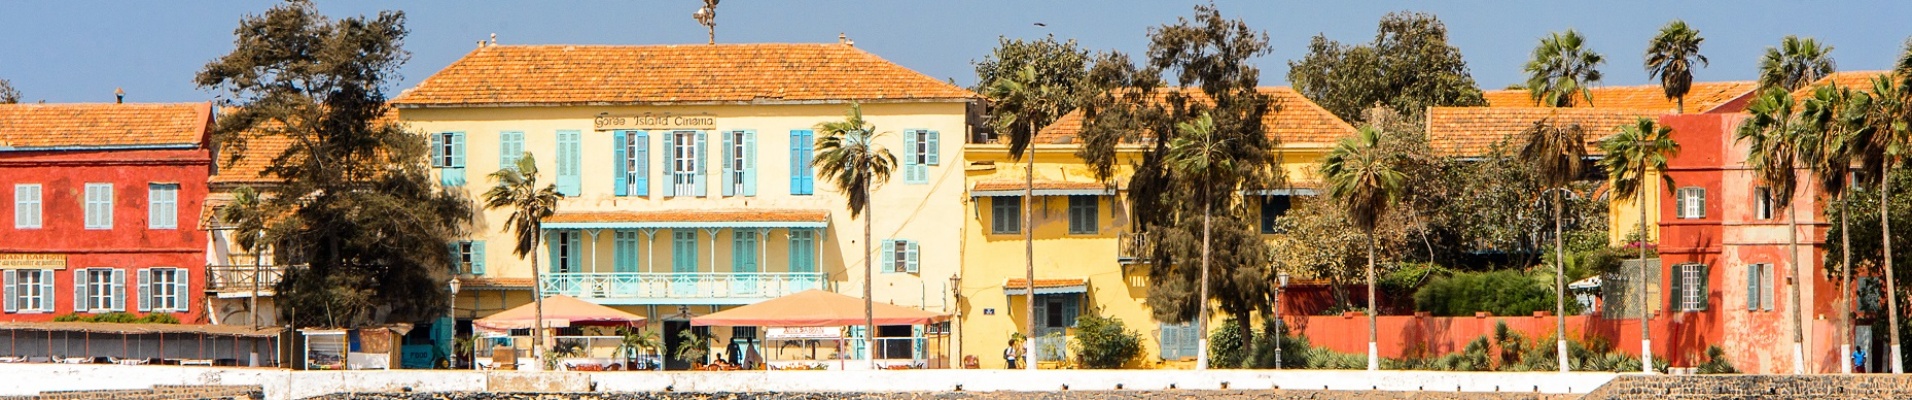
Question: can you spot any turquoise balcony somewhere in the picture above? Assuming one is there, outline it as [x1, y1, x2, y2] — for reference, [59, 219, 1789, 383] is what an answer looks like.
[540, 272, 829, 305]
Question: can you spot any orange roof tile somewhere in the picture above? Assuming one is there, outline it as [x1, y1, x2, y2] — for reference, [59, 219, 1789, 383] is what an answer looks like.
[0, 103, 212, 149]
[1033, 87, 1354, 146]
[1787, 70, 1890, 99]
[458, 277, 534, 289]
[545, 209, 829, 224]
[393, 44, 978, 107]
[972, 180, 1110, 193]
[1425, 107, 1662, 156]
[1004, 278, 1088, 289]
[210, 108, 401, 186]
[1481, 81, 1757, 113]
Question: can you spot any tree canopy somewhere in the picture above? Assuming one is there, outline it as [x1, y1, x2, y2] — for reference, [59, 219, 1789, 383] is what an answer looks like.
[196, 0, 470, 328]
[1287, 12, 1485, 124]
[974, 35, 1094, 159]
[0, 78, 19, 104]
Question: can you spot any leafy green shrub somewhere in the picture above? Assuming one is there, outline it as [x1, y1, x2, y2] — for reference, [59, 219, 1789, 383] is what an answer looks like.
[1070, 312, 1143, 369]
[49, 312, 174, 324]
[51, 313, 83, 322]
[1696, 345, 1738, 374]
[134, 313, 180, 324]
[1413, 270, 1578, 316]
[1207, 318, 1249, 368]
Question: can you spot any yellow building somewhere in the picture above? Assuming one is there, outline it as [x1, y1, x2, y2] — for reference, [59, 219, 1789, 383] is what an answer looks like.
[956, 87, 1355, 368]
[392, 42, 980, 369]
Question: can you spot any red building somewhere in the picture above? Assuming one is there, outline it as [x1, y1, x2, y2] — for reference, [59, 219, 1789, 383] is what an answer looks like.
[0, 103, 215, 323]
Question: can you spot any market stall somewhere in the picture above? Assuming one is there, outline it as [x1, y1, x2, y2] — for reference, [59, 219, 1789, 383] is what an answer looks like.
[692, 290, 949, 370]
[472, 295, 646, 370]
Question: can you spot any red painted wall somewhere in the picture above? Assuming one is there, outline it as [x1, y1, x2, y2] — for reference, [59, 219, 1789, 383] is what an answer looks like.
[0, 147, 211, 323]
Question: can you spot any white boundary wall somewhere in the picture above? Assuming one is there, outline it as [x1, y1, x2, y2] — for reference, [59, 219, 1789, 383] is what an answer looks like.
[0, 364, 1618, 400]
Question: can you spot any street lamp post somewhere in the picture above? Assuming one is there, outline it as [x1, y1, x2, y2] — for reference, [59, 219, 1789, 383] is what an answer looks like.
[448, 277, 460, 369]
[1275, 272, 1289, 369]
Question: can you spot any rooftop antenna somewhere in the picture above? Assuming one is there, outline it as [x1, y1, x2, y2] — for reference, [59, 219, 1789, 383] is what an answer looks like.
[693, 0, 719, 45]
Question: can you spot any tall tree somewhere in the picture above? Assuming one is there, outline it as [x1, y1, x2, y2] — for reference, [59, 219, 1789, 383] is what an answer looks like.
[1524, 30, 1605, 107]
[1848, 60, 1912, 372]
[1801, 83, 1861, 374]
[481, 154, 560, 370]
[197, 0, 470, 327]
[813, 103, 897, 368]
[0, 78, 20, 104]
[1737, 87, 1811, 374]
[1321, 127, 1404, 371]
[1165, 112, 1242, 369]
[1757, 36, 1836, 92]
[976, 36, 1091, 369]
[1287, 11, 1487, 123]
[1518, 117, 1588, 372]
[1643, 20, 1708, 114]
[1075, 4, 1279, 370]
[1598, 117, 1679, 373]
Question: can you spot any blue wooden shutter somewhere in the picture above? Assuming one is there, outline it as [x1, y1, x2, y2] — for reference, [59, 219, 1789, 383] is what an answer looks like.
[614, 131, 629, 196]
[451, 132, 467, 168]
[905, 241, 919, 273]
[721, 131, 736, 197]
[926, 130, 940, 165]
[500, 131, 522, 171]
[791, 131, 803, 194]
[73, 269, 85, 312]
[471, 241, 487, 275]
[903, 130, 918, 182]
[110, 269, 125, 312]
[557, 130, 581, 196]
[1156, 323, 1175, 359]
[661, 133, 676, 197]
[447, 242, 462, 274]
[1746, 265, 1757, 311]
[743, 130, 758, 197]
[1062, 295, 1079, 327]
[694, 131, 708, 197]
[569, 233, 583, 273]
[3, 271, 15, 313]
[137, 268, 152, 312]
[548, 233, 561, 274]
[636, 132, 650, 196]
[430, 133, 444, 167]
[880, 240, 895, 274]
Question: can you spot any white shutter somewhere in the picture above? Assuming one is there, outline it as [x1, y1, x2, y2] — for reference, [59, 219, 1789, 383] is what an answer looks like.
[3, 271, 16, 313]
[138, 268, 152, 312]
[74, 269, 86, 312]
[906, 241, 919, 274]
[37, 271, 52, 312]
[176, 269, 190, 313]
[111, 269, 126, 312]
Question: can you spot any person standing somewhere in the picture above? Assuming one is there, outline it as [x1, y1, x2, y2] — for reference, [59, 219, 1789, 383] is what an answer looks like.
[1003, 338, 1021, 369]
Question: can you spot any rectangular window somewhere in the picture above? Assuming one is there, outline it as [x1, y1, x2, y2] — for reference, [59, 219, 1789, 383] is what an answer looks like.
[148, 183, 179, 229]
[673, 131, 700, 196]
[991, 197, 1020, 234]
[439, 132, 458, 168]
[84, 183, 113, 229]
[613, 231, 640, 273]
[145, 268, 183, 312]
[500, 131, 525, 171]
[14, 184, 40, 229]
[555, 232, 575, 273]
[82, 268, 119, 312]
[788, 229, 816, 273]
[733, 230, 759, 273]
[1676, 187, 1706, 219]
[902, 130, 934, 184]
[626, 132, 646, 196]
[1673, 263, 1708, 312]
[880, 239, 919, 274]
[1067, 196, 1098, 234]
[1746, 263, 1774, 311]
[790, 130, 815, 195]
[452, 241, 475, 274]
[1260, 195, 1292, 234]
[1754, 187, 1773, 220]
[4, 269, 53, 313]
[671, 230, 699, 273]
[732, 131, 748, 195]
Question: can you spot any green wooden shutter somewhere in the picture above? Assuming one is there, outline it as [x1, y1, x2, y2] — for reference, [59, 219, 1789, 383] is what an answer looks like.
[903, 130, 919, 184]
[548, 233, 561, 274]
[1746, 265, 1758, 311]
[1696, 188, 1707, 219]
[743, 130, 758, 196]
[471, 241, 486, 275]
[614, 131, 629, 196]
[694, 131, 708, 197]
[137, 268, 152, 312]
[1668, 264, 1685, 312]
[721, 131, 736, 197]
[448, 242, 462, 274]
[1695, 264, 1710, 311]
[636, 132, 650, 196]
[1062, 295, 1079, 327]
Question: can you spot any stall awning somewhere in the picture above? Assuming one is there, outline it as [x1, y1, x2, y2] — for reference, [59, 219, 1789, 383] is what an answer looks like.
[0, 322, 284, 338]
[473, 294, 646, 333]
[971, 181, 1114, 197]
[1002, 278, 1089, 296]
[541, 209, 829, 230]
[692, 289, 949, 327]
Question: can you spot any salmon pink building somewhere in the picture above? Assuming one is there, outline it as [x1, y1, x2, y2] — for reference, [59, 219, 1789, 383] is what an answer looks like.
[0, 102, 215, 323]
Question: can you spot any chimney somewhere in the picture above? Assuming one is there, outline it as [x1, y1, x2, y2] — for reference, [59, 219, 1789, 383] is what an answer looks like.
[114, 87, 124, 104]
[838, 33, 846, 44]
[490, 33, 497, 46]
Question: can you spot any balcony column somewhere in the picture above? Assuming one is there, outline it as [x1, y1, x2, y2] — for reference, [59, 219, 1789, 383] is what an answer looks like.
[704, 228, 722, 274]
[586, 229, 601, 273]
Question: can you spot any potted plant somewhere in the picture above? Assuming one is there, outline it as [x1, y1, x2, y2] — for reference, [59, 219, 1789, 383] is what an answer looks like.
[617, 327, 661, 371]
[674, 330, 710, 369]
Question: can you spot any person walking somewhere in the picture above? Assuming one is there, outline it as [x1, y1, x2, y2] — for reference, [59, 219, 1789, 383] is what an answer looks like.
[1003, 338, 1021, 369]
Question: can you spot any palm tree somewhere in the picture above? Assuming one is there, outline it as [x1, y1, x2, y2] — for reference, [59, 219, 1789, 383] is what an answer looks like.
[1166, 112, 1239, 370]
[1321, 126, 1404, 371]
[1518, 117, 1588, 373]
[482, 153, 561, 370]
[1598, 117, 1679, 373]
[1736, 87, 1810, 374]
[1757, 36, 1836, 92]
[1525, 29, 1605, 107]
[1851, 71, 1912, 373]
[813, 102, 897, 368]
[985, 65, 1070, 370]
[1802, 83, 1861, 373]
[1644, 20, 1708, 114]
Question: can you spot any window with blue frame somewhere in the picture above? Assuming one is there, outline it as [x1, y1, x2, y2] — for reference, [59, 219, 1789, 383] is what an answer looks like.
[789, 130, 815, 195]
[614, 131, 649, 196]
[613, 231, 641, 273]
[1067, 195, 1097, 234]
[499, 131, 525, 171]
[721, 130, 757, 197]
[879, 239, 918, 274]
[787, 229, 816, 273]
[990, 196, 1019, 234]
[430, 132, 466, 186]
[732, 231, 758, 273]
[901, 129, 938, 184]
[671, 230, 699, 273]
[555, 130, 581, 196]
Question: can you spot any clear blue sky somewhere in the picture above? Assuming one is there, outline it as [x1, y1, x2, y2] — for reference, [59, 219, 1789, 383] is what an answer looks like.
[4, 1, 1910, 103]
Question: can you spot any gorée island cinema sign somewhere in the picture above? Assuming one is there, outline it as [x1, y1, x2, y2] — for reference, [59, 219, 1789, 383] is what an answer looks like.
[593, 112, 716, 131]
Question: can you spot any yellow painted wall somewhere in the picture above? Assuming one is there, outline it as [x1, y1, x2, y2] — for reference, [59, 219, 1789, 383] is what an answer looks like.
[1607, 170, 1664, 245]
[402, 102, 972, 317]
[955, 143, 1328, 369]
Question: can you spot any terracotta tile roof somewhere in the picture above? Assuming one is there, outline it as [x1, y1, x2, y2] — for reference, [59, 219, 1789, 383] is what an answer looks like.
[1032, 87, 1356, 146]
[458, 277, 534, 289]
[1004, 278, 1088, 289]
[1481, 81, 1757, 113]
[1425, 107, 1662, 156]
[0, 103, 212, 149]
[972, 180, 1109, 193]
[1788, 70, 1889, 99]
[545, 209, 830, 224]
[210, 108, 400, 185]
[393, 44, 978, 107]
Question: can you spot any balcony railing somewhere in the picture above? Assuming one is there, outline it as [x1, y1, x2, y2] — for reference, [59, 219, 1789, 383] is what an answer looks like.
[1117, 232, 1151, 265]
[540, 272, 829, 304]
[205, 264, 286, 293]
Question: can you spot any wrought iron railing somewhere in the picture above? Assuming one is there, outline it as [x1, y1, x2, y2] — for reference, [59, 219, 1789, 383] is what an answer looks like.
[540, 272, 828, 302]
[204, 264, 286, 292]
